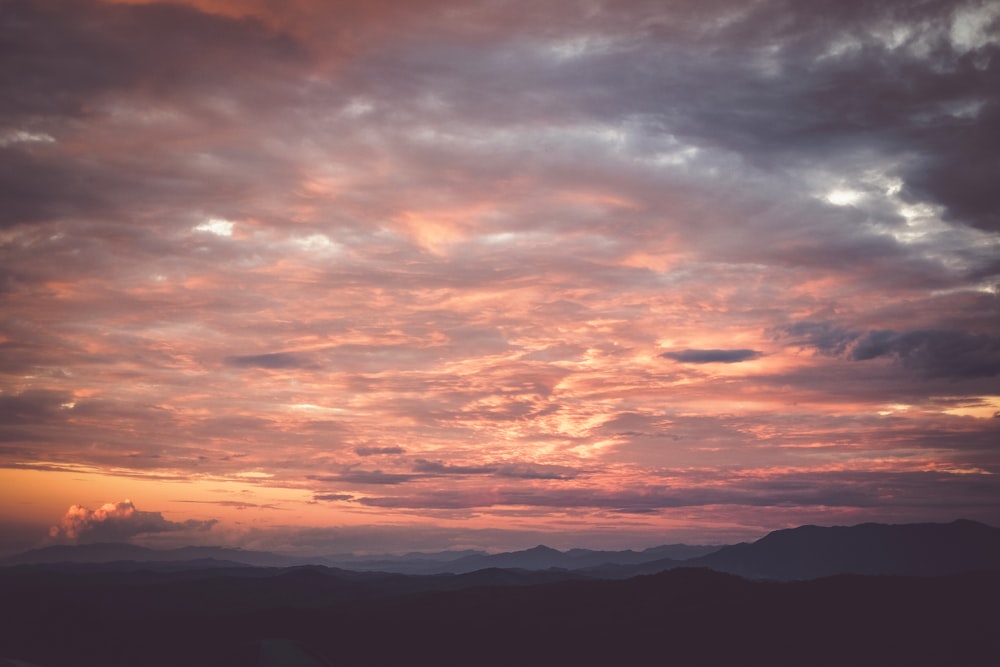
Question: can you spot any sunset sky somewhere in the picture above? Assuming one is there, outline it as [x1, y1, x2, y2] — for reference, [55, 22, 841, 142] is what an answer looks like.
[1, 0, 999, 556]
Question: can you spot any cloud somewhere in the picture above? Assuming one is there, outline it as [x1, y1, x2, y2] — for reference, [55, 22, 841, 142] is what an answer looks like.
[851, 329, 1000, 379]
[313, 493, 354, 502]
[780, 322, 1000, 379]
[0, 0, 308, 229]
[779, 321, 858, 356]
[0, 389, 74, 424]
[661, 349, 763, 364]
[355, 469, 1000, 513]
[48, 500, 216, 543]
[173, 499, 285, 511]
[313, 471, 420, 485]
[493, 464, 580, 480]
[632, 0, 1000, 233]
[224, 352, 316, 369]
[355, 446, 406, 456]
[412, 459, 580, 479]
[412, 459, 495, 475]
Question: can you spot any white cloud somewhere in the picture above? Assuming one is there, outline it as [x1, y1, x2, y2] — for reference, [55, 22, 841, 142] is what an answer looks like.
[193, 218, 235, 237]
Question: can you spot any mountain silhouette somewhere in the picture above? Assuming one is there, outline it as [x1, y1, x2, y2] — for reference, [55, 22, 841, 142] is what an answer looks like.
[378, 542, 720, 573]
[686, 519, 1000, 580]
[2, 521, 999, 665]
[2, 541, 720, 574]
[7, 520, 997, 580]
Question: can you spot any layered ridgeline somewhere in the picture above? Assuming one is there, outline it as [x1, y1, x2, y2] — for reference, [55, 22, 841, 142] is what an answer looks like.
[2, 521, 999, 666]
[5, 519, 998, 579]
[1, 541, 720, 574]
[0, 523, 998, 666]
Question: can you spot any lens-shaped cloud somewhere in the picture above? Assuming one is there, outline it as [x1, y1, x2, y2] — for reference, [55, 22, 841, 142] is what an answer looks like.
[661, 349, 764, 364]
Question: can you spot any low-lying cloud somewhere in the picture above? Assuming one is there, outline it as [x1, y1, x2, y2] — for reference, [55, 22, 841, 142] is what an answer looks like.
[48, 500, 216, 543]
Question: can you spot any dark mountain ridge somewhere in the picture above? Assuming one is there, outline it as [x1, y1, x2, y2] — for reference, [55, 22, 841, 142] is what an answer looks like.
[5, 519, 997, 581]
[1, 540, 720, 573]
[2, 520, 999, 665]
[685, 518, 1000, 580]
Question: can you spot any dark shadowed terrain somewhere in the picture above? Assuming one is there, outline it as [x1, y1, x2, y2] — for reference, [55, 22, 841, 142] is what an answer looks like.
[1, 566, 997, 666]
[1, 521, 998, 666]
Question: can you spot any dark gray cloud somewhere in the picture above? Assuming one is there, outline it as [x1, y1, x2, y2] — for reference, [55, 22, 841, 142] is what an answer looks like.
[0, 0, 305, 117]
[780, 322, 1000, 379]
[412, 459, 495, 475]
[313, 493, 354, 502]
[0, 389, 73, 424]
[357, 469, 1000, 513]
[0, 147, 107, 227]
[780, 321, 859, 356]
[645, 0, 1000, 232]
[224, 352, 316, 370]
[173, 499, 285, 511]
[355, 446, 406, 457]
[857, 329, 1000, 379]
[493, 464, 580, 480]
[413, 459, 580, 479]
[0, 0, 308, 228]
[313, 470, 420, 485]
[661, 349, 763, 364]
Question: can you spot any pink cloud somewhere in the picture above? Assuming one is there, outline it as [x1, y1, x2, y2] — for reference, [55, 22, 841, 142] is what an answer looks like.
[49, 500, 215, 543]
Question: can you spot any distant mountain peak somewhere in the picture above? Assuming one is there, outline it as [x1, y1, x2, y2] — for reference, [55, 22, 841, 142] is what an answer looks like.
[524, 545, 561, 554]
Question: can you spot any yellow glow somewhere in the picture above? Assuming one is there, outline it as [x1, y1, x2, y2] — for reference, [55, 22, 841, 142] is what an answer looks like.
[943, 396, 1000, 419]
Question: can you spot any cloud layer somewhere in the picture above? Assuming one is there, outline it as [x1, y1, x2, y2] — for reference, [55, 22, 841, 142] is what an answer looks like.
[0, 0, 998, 550]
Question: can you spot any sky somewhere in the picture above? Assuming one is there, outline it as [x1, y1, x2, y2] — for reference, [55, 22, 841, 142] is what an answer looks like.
[1, 0, 999, 556]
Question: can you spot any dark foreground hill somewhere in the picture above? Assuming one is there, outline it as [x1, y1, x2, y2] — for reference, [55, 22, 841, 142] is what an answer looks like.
[1, 564, 998, 667]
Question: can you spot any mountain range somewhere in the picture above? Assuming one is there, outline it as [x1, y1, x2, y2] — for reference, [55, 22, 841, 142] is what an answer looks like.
[0, 540, 720, 573]
[2, 520, 999, 666]
[5, 519, 998, 580]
